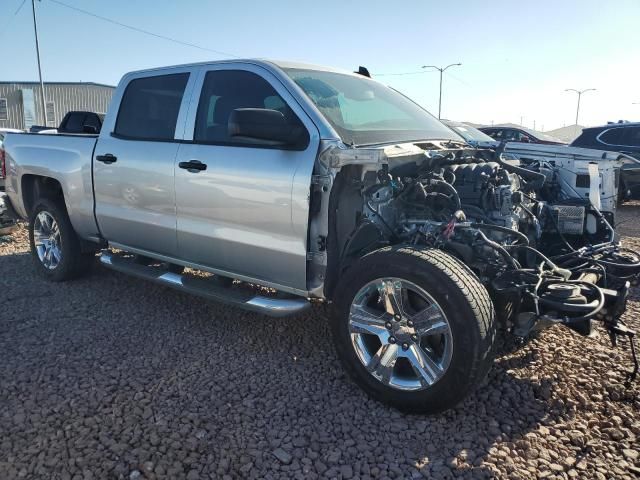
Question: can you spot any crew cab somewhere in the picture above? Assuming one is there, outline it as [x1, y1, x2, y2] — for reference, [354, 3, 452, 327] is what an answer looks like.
[3, 60, 638, 413]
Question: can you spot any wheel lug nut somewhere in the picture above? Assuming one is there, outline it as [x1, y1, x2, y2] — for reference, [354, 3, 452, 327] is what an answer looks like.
[411, 334, 418, 342]
[394, 314, 401, 321]
[389, 336, 396, 344]
[385, 322, 392, 330]
[402, 343, 409, 350]
[407, 320, 413, 327]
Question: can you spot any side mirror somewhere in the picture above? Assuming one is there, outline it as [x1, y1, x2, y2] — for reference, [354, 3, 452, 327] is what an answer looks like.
[228, 108, 306, 147]
[83, 124, 99, 134]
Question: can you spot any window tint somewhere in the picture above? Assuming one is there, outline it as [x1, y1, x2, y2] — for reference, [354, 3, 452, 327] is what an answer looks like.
[599, 127, 624, 145]
[84, 113, 102, 132]
[486, 129, 502, 140]
[194, 70, 301, 145]
[63, 113, 86, 133]
[115, 73, 189, 140]
[621, 127, 640, 148]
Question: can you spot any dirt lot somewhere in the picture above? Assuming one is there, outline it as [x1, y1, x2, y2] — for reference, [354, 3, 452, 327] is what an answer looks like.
[1, 205, 639, 480]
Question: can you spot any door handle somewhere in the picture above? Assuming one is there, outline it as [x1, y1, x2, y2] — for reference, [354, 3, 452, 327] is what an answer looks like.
[96, 154, 117, 164]
[179, 160, 207, 172]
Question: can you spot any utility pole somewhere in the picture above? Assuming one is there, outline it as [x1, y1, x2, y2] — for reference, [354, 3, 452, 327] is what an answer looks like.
[421, 63, 462, 119]
[565, 88, 596, 126]
[31, 0, 47, 126]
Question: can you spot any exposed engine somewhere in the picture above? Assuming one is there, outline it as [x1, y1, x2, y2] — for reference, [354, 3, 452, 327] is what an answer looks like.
[329, 142, 639, 382]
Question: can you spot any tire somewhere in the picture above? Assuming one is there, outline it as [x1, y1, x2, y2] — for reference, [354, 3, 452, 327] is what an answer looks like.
[331, 246, 496, 414]
[28, 198, 93, 281]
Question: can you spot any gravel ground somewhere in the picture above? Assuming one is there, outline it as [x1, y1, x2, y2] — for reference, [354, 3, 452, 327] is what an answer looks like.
[1, 206, 639, 480]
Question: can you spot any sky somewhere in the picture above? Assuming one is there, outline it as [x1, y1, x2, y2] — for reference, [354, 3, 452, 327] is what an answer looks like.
[2, 0, 639, 131]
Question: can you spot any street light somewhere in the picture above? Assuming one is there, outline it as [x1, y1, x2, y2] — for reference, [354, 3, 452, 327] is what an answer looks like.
[564, 88, 596, 126]
[422, 63, 462, 119]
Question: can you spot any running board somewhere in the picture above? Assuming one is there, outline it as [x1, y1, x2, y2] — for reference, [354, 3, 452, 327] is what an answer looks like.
[99, 252, 311, 318]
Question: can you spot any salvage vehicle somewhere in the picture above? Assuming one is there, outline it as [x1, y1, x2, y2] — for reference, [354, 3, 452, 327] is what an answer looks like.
[442, 120, 499, 148]
[480, 125, 566, 145]
[3, 60, 638, 413]
[570, 122, 640, 199]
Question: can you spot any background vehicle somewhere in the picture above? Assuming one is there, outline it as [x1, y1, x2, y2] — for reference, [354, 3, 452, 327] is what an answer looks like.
[442, 120, 499, 147]
[571, 122, 640, 198]
[35, 111, 105, 135]
[0, 128, 23, 191]
[3, 60, 638, 413]
[480, 124, 566, 145]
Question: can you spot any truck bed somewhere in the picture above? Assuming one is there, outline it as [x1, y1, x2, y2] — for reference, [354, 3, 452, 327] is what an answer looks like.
[3, 132, 100, 239]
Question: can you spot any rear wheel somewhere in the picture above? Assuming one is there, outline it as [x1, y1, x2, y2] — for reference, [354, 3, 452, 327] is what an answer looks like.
[331, 246, 496, 413]
[28, 199, 93, 281]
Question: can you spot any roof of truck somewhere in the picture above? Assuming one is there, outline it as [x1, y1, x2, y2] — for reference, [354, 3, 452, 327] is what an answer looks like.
[124, 59, 357, 77]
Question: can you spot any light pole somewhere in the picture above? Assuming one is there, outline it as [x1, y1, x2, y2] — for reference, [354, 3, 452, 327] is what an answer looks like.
[564, 88, 596, 126]
[422, 63, 461, 119]
[31, 0, 47, 126]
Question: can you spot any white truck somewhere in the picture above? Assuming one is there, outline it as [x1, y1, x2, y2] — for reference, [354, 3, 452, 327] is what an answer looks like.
[2, 60, 638, 413]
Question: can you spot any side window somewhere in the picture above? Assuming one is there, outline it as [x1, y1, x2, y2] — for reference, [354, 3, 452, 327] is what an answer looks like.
[502, 129, 519, 141]
[194, 70, 301, 145]
[599, 128, 624, 145]
[115, 73, 189, 140]
[621, 127, 640, 148]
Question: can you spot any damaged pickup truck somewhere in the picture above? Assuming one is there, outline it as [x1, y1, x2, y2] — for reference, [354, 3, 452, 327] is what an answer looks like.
[2, 60, 638, 413]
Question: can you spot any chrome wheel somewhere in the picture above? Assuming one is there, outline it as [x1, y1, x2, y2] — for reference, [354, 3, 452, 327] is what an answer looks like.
[349, 278, 453, 391]
[33, 211, 62, 270]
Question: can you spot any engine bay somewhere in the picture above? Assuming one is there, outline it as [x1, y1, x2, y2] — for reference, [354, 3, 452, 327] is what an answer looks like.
[324, 141, 639, 382]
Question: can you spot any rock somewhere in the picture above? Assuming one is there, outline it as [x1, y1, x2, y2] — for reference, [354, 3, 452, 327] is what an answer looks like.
[272, 448, 293, 465]
[186, 470, 199, 480]
[129, 471, 142, 480]
[623, 449, 639, 461]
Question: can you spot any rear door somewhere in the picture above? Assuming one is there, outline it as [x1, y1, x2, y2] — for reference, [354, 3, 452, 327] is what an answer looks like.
[174, 64, 320, 291]
[94, 68, 196, 257]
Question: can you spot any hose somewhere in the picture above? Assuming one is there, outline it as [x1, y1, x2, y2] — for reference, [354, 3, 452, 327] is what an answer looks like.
[475, 229, 521, 269]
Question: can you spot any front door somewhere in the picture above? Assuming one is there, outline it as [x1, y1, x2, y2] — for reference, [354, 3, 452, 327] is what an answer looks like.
[94, 71, 192, 257]
[174, 65, 319, 291]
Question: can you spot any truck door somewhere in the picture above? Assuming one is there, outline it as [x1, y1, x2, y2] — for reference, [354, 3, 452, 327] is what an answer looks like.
[174, 64, 319, 291]
[93, 69, 194, 257]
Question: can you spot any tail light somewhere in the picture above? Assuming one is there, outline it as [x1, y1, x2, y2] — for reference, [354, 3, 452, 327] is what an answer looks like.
[0, 148, 5, 179]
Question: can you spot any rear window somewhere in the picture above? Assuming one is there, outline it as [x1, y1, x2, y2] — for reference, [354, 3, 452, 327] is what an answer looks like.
[622, 127, 640, 148]
[62, 113, 86, 133]
[599, 128, 624, 145]
[115, 73, 189, 140]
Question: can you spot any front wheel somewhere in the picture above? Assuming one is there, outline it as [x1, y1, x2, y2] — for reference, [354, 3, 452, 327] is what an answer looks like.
[331, 246, 496, 414]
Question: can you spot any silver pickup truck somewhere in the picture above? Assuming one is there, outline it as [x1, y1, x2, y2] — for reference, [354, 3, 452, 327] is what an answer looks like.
[3, 60, 638, 413]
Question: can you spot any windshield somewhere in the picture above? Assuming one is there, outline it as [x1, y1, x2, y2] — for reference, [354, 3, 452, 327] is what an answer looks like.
[447, 123, 495, 142]
[284, 68, 461, 146]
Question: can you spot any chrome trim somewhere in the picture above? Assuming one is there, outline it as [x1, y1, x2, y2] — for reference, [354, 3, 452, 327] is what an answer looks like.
[99, 251, 311, 318]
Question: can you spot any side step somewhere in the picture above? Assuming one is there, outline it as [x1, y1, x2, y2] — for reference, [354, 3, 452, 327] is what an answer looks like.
[99, 252, 311, 318]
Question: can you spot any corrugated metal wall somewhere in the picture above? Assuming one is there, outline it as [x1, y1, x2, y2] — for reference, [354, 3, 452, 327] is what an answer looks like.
[0, 83, 114, 130]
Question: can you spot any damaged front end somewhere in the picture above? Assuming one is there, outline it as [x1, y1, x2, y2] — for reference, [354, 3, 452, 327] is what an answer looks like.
[315, 140, 639, 383]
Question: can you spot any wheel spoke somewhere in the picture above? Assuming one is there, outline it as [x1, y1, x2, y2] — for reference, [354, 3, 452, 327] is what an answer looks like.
[411, 304, 450, 337]
[405, 344, 443, 386]
[367, 343, 398, 385]
[349, 305, 389, 337]
[380, 280, 404, 316]
[37, 212, 52, 234]
[50, 246, 61, 264]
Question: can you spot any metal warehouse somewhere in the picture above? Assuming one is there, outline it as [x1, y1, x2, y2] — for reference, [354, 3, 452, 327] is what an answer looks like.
[0, 82, 114, 130]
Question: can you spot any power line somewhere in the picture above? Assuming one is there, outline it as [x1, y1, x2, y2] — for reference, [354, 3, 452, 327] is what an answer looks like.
[48, 0, 240, 58]
[0, 0, 27, 39]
